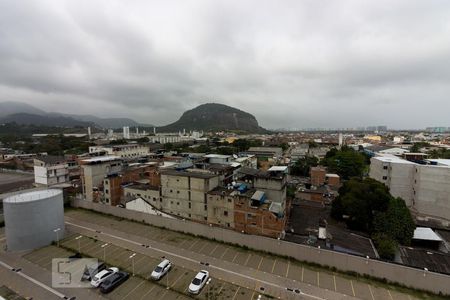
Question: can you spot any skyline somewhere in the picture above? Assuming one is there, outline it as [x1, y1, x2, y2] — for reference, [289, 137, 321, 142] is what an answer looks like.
[1, 1, 450, 129]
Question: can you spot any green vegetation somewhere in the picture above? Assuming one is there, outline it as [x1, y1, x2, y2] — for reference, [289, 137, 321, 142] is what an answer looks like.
[322, 146, 368, 179]
[290, 156, 318, 176]
[332, 178, 415, 259]
[410, 142, 430, 152]
[428, 148, 450, 159]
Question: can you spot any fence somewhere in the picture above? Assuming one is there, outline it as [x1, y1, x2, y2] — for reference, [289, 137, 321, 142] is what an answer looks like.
[71, 199, 450, 295]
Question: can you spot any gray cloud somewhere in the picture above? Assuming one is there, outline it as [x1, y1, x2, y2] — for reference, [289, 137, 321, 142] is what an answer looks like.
[1, 0, 450, 129]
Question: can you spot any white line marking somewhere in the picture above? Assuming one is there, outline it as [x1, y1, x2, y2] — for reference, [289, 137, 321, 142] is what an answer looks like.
[66, 221, 327, 300]
[0, 260, 67, 298]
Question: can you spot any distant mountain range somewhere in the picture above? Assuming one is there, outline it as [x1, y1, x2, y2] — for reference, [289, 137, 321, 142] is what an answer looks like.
[0, 101, 268, 133]
[158, 103, 268, 133]
[0, 102, 153, 129]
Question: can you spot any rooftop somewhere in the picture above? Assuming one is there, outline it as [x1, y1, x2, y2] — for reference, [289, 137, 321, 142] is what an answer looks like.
[35, 155, 67, 165]
[160, 169, 217, 179]
[4, 189, 62, 203]
[80, 156, 121, 164]
[413, 227, 443, 242]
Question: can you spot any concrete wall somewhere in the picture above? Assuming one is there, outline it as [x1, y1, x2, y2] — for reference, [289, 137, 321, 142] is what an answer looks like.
[72, 199, 450, 295]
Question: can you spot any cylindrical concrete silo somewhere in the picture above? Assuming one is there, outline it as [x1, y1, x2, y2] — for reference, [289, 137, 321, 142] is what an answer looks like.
[4, 189, 65, 251]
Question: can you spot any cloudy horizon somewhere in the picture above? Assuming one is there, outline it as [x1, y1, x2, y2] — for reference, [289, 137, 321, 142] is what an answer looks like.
[1, 0, 450, 129]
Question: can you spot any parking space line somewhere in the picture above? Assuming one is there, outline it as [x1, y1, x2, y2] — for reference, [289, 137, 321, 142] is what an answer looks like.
[286, 261, 290, 277]
[301, 267, 304, 282]
[232, 252, 239, 263]
[198, 242, 208, 253]
[333, 275, 337, 291]
[257, 257, 264, 270]
[140, 285, 156, 299]
[388, 289, 393, 300]
[123, 280, 145, 299]
[188, 239, 200, 250]
[368, 284, 375, 300]
[244, 253, 251, 265]
[217, 282, 225, 295]
[350, 280, 355, 297]
[317, 272, 320, 287]
[232, 287, 241, 300]
[220, 247, 230, 259]
[171, 272, 185, 288]
[211, 244, 219, 256]
[159, 289, 169, 300]
[271, 259, 277, 273]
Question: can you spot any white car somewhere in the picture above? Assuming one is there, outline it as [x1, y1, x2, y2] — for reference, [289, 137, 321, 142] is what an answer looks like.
[151, 259, 172, 280]
[90, 267, 119, 287]
[188, 270, 209, 294]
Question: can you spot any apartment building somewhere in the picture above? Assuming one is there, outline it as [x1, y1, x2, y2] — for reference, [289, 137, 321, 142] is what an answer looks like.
[89, 144, 149, 159]
[370, 156, 450, 221]
[237, 166, 287, 205]
[160, 169, 220, 222]
[103, 164, 157, 206]
[33, 156, 69, 186]
[206, 187, 286, 238]
[80, 156, 123, 202]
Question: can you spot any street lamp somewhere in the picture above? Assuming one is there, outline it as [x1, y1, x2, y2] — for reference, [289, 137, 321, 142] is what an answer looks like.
[101, 243, 109, 261]
[129, 253, 136, 276]
[75, 236, 82, 253]
[53, 228, 61, 247]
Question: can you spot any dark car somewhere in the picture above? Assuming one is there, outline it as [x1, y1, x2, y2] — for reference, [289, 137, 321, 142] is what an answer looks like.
[68, 253, 82, 261]
[81, 262, 106, 281]
[99, 271, 129, 294]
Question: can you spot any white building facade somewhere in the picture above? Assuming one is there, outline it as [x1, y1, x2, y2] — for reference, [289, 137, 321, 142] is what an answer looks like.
[370, 156, 450, 221]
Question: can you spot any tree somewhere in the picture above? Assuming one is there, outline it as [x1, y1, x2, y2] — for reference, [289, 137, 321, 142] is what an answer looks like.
[332, 178, 415, 259]
[322, 146, 367, 179]
[373, 197, 415, 245]
[290, 156, 319, 177]
[410, 142, 430, 153]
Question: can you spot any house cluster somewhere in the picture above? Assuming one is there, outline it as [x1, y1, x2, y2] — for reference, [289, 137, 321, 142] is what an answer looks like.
[31, 144, 288, 238]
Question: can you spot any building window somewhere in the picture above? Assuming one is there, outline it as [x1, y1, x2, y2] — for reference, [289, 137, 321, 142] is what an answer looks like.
[188, 214, 191, 218]
[383, 166, 388, 170]
[204, 205, 207, 211]
[177, 202, 180, 205]
[170, 201, 173, 204]
[247, 213, 253, 218]
[228, 198, 232, 203]
[224, 211, 228, 216]
[204, 217, 207, 221]
[226, 223, 230, 227]
[105, 189, 109, 194]
[189, 202, 191, 209]
[382, 176, 387, 180]
[177, 191, 180, 194]
[170, 189, 173, 193]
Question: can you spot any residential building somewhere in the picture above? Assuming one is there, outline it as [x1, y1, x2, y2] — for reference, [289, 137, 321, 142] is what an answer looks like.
[237, 166, 287, 205]
[159, 169, 220, 222]
[370, 156, 450, 221]
[80, 156, 123, 202]
[245, 147, 283, 159]
[311, 166, 326, 186]
[33, 156, 69, 186]
[102, 164, 157, 206]
[89, 144, 149, 159]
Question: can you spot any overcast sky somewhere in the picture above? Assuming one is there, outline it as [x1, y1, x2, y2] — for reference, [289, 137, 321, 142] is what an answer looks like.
[1, 1, 450, 129]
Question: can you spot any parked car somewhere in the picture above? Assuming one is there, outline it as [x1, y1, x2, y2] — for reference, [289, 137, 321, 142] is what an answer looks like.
[81, 262, 106, 281]
[90, 267, 119, 287]
[100, 271, 129, 294]
[150, 259, 172, 280]
[188, 270, 209, 294]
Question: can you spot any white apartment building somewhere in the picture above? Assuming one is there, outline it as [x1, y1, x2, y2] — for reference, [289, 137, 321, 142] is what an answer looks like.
[89, 144, 149, 159]
[33, 156, 69, 186]
[370, 156, 450, 221]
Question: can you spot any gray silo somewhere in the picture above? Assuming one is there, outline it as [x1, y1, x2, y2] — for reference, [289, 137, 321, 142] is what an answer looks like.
[4, 189, 65, 251]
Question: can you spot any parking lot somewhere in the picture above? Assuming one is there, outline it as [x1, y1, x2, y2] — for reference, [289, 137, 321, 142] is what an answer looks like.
[23, 235, 269, 300]
[66, 209, 422, 300]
